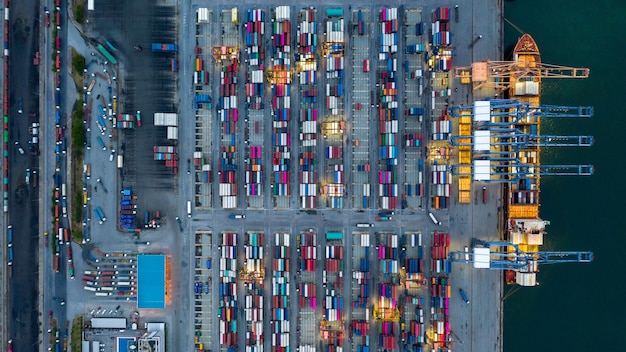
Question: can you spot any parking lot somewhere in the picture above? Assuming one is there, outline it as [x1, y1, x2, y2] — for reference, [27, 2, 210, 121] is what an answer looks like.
[192, 231, 213, 349]
[349, 8, 372, 210]
[193, 11, 214, 209]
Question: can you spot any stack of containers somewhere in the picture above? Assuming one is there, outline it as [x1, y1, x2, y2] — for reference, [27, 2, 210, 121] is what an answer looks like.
[324, 244, 344, 321]
[220, 232, 238, 349]
[431, 232, 451, 274]
[378, 233, 399, 279]
[405, 233, 424, 282]
[377, 232, 399, 350]
[323, 231, 344, 350]
[351, 321, 370, 352]
[431, 7, 452, 71]
[153, 113, 178, 142]
[218, 60, 239, 209]
[299, 108, 317, 209]
[297, 8, 318, 210]
[118, 189, 138, 232]
[402, 232, 425, 351]
[324, 13, 346, 210]
[379, 321, 397, 351]
[272, 232, 290, 352]
[430, 277, 451, 350]
[351, 232, 371, 352]
[403, 296, 426, 347]
[352, 233, 370, 310]
[404, 131, 423, 147]
[431, 160, 451, 209]
[116, 113, 135, 129]
[194, 151, 211, 184]
[193, 57, 209, 85]
[245, 9, 265, 110]
[246, 145, 263, 197]
[245, 232, 265, 352]
[245, 9, 265, 199]
[298, 230, 317, 352]
[193, 94, 212, 110]
[378, 7, 399, 210]
[153, 146, 178, 172]
[271, 6, 292, 200]
[356, 9, 365, 36]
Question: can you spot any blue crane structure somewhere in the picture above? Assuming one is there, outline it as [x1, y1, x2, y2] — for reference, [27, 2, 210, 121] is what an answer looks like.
[448, 241, 594, 270]
[449, 99, 593, 123]
[448, 99, 594, 181]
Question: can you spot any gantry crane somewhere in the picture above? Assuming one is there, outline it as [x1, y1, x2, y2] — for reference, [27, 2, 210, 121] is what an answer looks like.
[449, 241, 593, 270]
[454, 60, 590, 91]
[451, 163, 594, 180]
[449, 100, 594, 126]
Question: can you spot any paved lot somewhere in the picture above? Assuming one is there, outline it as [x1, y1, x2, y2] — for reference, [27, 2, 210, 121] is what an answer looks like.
[6, 0, 44, 350]
[30, 1, 504, 352]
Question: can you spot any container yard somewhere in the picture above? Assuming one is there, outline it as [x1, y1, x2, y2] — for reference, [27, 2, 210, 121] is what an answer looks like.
[32, 2, 598, 352]
[321, 9, 346, 209]
[194, 8, 214, 209]
[377, 7, 400, 210]
[272, 233, 290, 352]
[270, 6, 293, 209]
[350, 8, 372, 210]
[244, 9, 266, 208]
[350, 230, 371, 352]
[243, 232, 265, 352]
[193, 231, 213, 351]
[403, 9, 427, 209]
[297, 229, 318, 350]
[297, 7, 319, 210]
[322, 231, 345, 352]
[81, 250, 137, 298]
[216, 9, 241, 210]
[219, 232, 238, 351]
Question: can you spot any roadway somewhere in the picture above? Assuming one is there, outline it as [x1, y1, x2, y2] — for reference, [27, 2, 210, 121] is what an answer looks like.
[6, 0, 43, 349]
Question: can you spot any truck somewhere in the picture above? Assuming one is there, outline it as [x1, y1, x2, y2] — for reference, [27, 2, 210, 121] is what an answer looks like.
[459, 288, 470, 304]
[176, 217, 183, 232]
[356, 223, 374, 228]
[375, 216, 392, 221]
[96, 136, 107, 150]
[482, 186, 487, 204]
[187, 201, 192, 218]
[87, 79, 96, 94]
[17, 97, 23, 114]
[94, 206, 106, 224]
[428, 212, 441, 225]
[7, 225, 12, 247]
[228, 214, 245, 219]
[97, 115, 107, 131]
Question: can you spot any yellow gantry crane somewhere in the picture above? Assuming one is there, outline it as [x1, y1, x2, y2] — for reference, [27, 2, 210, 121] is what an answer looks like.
[454, 60, 589, 91]
[373, 303, 400, 322]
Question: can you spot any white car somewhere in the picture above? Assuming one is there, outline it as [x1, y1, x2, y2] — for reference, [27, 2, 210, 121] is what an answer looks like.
[15, 141, 24, 155]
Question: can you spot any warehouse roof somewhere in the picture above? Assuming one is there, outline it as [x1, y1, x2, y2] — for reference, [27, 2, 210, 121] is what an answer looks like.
[138, 254, 166, 309]
[91, 317, 127, 329]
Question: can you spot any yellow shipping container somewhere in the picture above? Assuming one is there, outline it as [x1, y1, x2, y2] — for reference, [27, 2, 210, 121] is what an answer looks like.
[508, 204, 539, 219]
[458, 177, 471, 191]
[458, 191, 471, 204]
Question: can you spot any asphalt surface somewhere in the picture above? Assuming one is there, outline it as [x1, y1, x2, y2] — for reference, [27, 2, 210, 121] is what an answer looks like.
[6, 0, 43, 349]
[25, 1, 505, 352]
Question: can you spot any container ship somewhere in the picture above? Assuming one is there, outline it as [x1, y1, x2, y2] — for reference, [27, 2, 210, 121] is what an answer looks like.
[505, 34, 546, 286]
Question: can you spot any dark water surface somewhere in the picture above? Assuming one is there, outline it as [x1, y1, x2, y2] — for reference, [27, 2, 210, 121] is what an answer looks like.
[503, 1, 626, 351]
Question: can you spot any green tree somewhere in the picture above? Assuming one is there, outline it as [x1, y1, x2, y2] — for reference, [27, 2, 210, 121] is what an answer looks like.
[72, 54, 85, 74]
